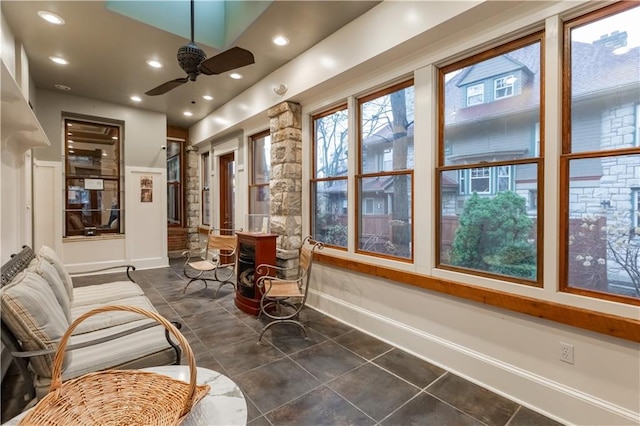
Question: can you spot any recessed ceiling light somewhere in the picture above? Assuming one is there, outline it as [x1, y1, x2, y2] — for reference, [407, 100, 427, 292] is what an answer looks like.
[54, 84, 71, 91]
[229, 73, 243, 80]
[130, 95, 142, 102]
[183, 111, 193, 117]
[49, 56, 68, 65]
[146, 59, 162, 68]
[38, 11, 64, 25]
[272, 35, 289, 46]
[202, 95, 213, 101]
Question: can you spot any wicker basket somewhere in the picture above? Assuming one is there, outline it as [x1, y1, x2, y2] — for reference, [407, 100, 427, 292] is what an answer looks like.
[20, 305, 210, 425]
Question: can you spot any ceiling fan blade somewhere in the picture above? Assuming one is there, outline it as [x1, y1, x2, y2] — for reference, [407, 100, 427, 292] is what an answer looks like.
[198, 47, 255, 75]
[145, 77, 189, 96]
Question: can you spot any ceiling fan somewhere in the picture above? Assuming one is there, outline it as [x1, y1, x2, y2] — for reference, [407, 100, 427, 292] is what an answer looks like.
[145, 0, 255, 96]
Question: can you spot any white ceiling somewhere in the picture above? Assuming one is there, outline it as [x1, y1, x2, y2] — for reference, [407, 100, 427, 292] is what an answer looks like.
[1, 1, 380, 128]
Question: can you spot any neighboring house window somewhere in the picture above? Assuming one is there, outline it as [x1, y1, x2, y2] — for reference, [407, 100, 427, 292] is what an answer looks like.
[364, 198, 374, 215]
[494, 75, 515, 99]
[64, 118, 123, 237]
[636, 104, 639, 147]
[466, 83, 484, 106]
[562, 2, 640, 303]
[632, 190, 640, 228]
[470, 167, 491, 193]
[438, 33, 542, 284]
[358, 80, 414, 260]
[201, 151, 210, 226]
[312, 105, 349, 249]
[249, 130, 271, 217]
[497, 166, 512, 192]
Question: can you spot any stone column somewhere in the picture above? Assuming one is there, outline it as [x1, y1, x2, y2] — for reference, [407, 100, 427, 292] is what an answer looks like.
[268, 102, 302, 277]
[185, 145, 201, 251]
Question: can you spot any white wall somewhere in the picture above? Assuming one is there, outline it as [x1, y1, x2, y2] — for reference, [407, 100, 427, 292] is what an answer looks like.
[189, 1, 639, 424]
[33, 89, 168, 271]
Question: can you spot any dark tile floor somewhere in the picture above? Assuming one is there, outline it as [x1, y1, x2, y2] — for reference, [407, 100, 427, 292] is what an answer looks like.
[1, 260, 564, 425]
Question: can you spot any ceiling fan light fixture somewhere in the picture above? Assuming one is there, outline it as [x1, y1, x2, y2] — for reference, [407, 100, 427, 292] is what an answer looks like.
[50, 56, 68, 65]
[229, 73, 243, 80]
[146, 59, 163, 68]
[38, 11, 64, 25]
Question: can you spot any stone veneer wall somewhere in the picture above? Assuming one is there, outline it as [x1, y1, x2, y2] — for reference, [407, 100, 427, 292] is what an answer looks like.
[185, 145, 201, 251]
[268, 101, 303, 278]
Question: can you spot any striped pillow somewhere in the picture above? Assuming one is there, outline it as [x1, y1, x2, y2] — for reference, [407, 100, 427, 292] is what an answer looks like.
[37, 245, 74, 302]
[28, 257, 72, 322]
[0, 271, 71, 377]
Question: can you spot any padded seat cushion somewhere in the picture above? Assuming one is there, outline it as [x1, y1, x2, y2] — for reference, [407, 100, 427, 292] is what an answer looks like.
[71, 295, 159, 335]
[72, 281, 145, 307]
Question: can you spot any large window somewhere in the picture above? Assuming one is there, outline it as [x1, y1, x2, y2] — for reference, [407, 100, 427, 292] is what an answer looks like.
[64, 118, 122, 237]
[562, 3, 640, 302]
[357, 81, 414, 260]
[166, 138, 184, 226]
[312, 105, 349, 249]
[438, 33, 543, 284]
[201, 151, 210, 226]
[249, 130, 271, 216]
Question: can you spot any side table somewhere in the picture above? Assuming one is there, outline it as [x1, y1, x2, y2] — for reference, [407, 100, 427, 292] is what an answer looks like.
[3, 366, 247, 426]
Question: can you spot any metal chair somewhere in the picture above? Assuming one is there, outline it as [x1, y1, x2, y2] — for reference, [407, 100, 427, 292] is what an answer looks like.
[182, 228, 240, 297]
[256, 236, 323, 343]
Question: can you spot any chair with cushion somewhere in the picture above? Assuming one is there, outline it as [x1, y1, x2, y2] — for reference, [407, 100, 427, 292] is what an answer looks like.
[181, 227, 240, 297]
[256, 236, 323, 343]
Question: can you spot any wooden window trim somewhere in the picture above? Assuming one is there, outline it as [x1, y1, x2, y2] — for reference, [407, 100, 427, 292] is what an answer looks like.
[314, 252, 640, 343]
[560, 2, 640, 306]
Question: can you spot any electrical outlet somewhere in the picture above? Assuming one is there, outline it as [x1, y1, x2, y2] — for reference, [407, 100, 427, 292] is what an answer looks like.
[559, 342, 574, 364]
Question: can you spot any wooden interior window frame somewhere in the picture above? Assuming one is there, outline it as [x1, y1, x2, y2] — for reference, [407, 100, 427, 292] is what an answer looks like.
[64, 117, 122, 237]
[310, 104, 349, 251]
[166, 126, 187, 228]
[248, 129, 271, 215]
[559, 1, 640, 306]
[355, 80, 415, 263]
[435, 31, 545, 287]
[201, 151, 210, 227]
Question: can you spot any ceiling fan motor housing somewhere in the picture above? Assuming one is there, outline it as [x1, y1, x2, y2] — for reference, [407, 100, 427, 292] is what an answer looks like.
[178, 42, 206, 80]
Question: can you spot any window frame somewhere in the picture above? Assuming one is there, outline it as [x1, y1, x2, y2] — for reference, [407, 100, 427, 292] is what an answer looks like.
[248, 129, 271, 216]
[311, 104, 350, 250]
[436, 31, 544, 286]
[63, 117, 123, 238]
[201, 151, 210, 227]
[560, 1, 640, 306]
[494, 74, 515, 100]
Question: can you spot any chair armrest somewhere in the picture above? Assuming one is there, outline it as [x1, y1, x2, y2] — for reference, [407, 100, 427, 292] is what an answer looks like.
[181, 246, 207, 264]
[69, 265, 137, 283]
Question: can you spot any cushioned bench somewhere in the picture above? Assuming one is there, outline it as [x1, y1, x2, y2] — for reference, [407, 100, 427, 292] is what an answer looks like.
[1, 245, 181, 400]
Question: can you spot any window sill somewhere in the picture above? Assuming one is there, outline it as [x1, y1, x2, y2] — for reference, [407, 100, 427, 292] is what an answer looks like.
[314, 251, 640, 343]
[63, 234, 125, 243]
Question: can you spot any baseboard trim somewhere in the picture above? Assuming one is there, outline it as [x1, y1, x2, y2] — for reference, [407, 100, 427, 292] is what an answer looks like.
[307, 289, 639, 426]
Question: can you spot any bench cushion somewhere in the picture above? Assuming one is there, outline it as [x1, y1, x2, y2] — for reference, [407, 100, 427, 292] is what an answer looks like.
[0, 271, 71, 377]
[37, 245, 74, 302]
[71, 295, 159, 335]
[28, 257, 72, 322]
[72, 281, 145, 308]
